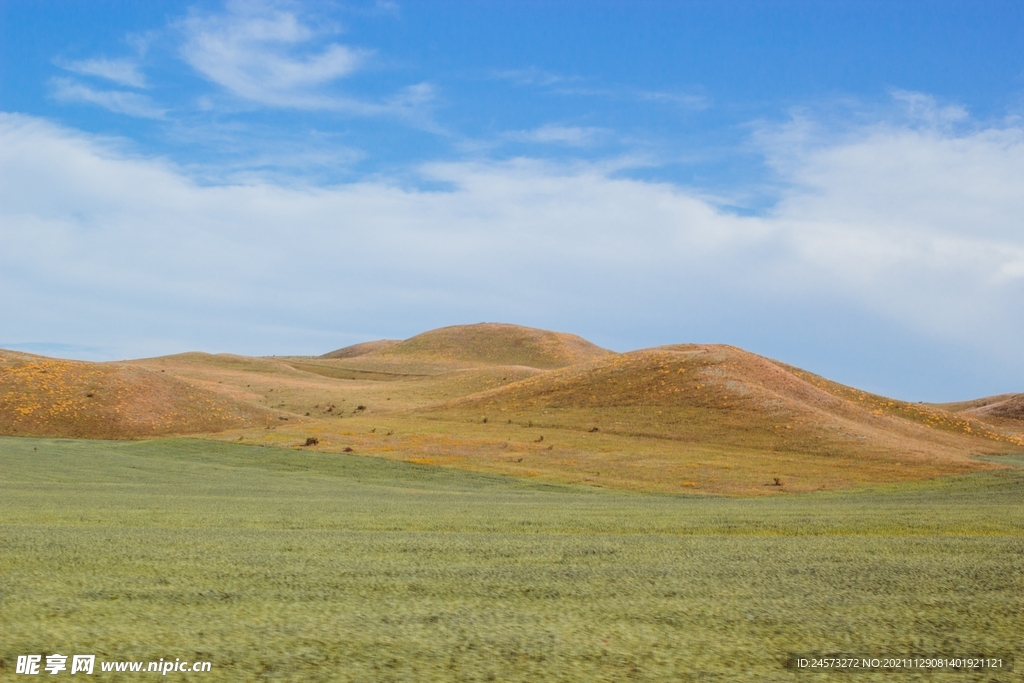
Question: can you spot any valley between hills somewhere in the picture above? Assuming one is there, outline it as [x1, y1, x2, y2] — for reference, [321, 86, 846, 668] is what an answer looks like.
[2, 323, 1022, 495]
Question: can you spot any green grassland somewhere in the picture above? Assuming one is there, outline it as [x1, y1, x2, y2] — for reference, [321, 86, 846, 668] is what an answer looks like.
[2, 437, 1022, 682]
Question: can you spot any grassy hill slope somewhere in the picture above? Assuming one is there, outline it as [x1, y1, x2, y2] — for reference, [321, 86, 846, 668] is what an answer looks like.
[129, 351, 544, 419]
[934, 392, 1024, 443]
[320, 339, 400, 359]
[404, 344, 1019, 491]
[0, 350, 277, 438]
[941, 392, 1024, 421]
[365, 323, 614, 369]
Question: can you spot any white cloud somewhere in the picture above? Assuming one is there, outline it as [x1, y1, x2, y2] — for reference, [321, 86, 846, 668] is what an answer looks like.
[57, 57, 148, 88]
[505, 125, 608, 147]
[745, 108, 1024, 357]
[179, 1, 368, 109]
[547, 84, 710, 111]
[637, 89, 710, 110]
[491, 68, 568, 87]
[175, 1, 434, 123]
[493, 69, 709, 111]
[374, 0, 400, 14]
[891, 89, 969, 126]
[2, 108, 1023, 393]
[49, 78, 166, 119]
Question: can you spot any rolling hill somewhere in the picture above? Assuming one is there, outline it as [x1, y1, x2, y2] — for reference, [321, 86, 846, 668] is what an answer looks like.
[320, 339, 401, 359]
[3, 325, 1020, 494]
[0, 350, 277, 438]
[326, 323, 614, 370]
[412, 343, 1021, 489]
[940, 393, 1024, 421]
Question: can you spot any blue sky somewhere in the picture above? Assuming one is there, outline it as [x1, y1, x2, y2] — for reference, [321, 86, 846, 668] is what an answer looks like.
[2, 0, 1024, 401]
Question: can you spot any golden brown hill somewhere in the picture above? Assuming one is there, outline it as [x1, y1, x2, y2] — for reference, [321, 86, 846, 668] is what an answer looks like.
[321, 339, 401, 359]
[935, 393, 1024, 443]
[422, 344, 1020, 473]
[7, 330, 1019, 495]
[941, 393, 1024, 421]
[0, 350, 277, 438]
[367, 323, 614, 369]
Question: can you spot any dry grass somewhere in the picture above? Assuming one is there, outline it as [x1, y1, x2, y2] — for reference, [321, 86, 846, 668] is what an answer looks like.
[367, 322, 614, 369]
[214, 415, 998, 496]
[387, 344, 1019, 492]
[320, 339, 400, 359]
[0, 351, 276, 439]
[936, 392, 1024, 421]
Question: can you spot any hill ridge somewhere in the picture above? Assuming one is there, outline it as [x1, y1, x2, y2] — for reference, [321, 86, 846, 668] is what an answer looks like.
[424, 343, 1022, 451]
[325, 323, 613, 369]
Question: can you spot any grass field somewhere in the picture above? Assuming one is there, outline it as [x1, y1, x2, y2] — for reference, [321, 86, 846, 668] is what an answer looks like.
[2, 436, 1022, 681]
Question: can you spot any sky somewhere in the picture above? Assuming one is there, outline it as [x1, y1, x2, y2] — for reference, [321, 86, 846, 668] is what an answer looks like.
[1, 0, 1024, 401]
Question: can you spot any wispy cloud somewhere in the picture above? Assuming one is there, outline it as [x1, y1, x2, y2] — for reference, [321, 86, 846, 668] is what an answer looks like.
[554, 85, 710, 111]
[492, 68, 708, 110]
[374, 0, 400, 15]
[179, 2, 366, 107]
[56, 57, 148, 88]
[890, 89, 969, 127]
[505, 125, 609, 147]
[175, 0, 436, 124]
[491, 68, 569, 87]
[636, 89, 710, 110]
[50, 78, 165, 119]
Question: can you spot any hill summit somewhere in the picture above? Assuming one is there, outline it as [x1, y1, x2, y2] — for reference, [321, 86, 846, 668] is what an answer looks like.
[324, 323, 614, 369]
